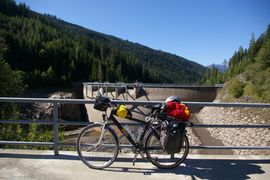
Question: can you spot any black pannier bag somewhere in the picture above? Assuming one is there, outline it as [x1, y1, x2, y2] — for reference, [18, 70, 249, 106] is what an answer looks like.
[160, 118, 186, 154]
[94, 96, 111, 111]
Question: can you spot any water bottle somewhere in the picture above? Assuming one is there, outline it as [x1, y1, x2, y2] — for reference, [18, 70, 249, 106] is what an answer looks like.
[124, 125, 136, 140]
[136, 126, 144, 142]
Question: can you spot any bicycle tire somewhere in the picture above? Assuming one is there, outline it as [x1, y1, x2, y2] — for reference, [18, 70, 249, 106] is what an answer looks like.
[145, 128, 189, 169]
[76, 123, 119, 169]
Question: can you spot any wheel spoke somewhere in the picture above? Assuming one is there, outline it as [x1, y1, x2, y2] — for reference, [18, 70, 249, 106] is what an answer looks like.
[145, 129, 189, 169]
[77, 124, 119, 169]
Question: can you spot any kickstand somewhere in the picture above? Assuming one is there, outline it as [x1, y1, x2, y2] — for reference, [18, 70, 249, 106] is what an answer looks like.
[133, 151, 138, 166]
[133, 151, 145, 166]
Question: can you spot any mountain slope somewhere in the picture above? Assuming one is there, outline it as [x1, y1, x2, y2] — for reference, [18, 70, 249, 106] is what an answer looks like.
[0, 0, 206, 87]
[223, 24, 270, 102]
[202, 24, 270, 102]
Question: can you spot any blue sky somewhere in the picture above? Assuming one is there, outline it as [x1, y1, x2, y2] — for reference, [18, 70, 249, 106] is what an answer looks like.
[15, 0, 270, 66]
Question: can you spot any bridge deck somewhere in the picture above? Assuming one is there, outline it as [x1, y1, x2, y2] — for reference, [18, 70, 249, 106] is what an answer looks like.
[0, 149, 269, 180]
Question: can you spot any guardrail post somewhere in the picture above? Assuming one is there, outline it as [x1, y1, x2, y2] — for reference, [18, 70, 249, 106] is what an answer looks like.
[85, 84, 88, 98]
[53, 102, 59, 155]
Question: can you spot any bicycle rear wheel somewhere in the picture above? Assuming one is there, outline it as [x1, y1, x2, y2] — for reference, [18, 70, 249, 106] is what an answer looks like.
[77, 123, 119, 169]
[145, 128, 189, 169]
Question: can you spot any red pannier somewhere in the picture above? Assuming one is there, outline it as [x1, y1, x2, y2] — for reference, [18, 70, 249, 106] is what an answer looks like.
[165, 101, 190, 121]
[160, 100, 190, 153]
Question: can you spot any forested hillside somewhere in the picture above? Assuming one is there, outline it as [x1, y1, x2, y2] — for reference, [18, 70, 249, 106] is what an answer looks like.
[0, 0, 206, 89]
[202, 24, 270, 102]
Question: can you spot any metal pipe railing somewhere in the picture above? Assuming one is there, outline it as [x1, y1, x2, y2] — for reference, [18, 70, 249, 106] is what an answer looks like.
[1, 97, 270, 155]
[1, 97, 270, 108]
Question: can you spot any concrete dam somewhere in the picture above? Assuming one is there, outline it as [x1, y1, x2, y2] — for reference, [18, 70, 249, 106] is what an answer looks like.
[83, 82, 223, 121]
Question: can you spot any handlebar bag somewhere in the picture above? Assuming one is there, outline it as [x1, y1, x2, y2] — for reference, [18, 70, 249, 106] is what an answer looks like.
[94, 96, 110, 111]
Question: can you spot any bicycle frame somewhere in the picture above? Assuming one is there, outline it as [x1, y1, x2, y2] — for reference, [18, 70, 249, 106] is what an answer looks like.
[107, 109, 151, 150]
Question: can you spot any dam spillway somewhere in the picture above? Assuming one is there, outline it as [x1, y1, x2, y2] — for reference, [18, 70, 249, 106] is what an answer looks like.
[83, 82, 223, 121]
[84, 82, 222, 101]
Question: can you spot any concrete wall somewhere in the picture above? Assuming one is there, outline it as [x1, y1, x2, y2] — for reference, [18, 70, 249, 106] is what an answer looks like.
[138, 87, 219, 102]
[85, 85, 219, 102]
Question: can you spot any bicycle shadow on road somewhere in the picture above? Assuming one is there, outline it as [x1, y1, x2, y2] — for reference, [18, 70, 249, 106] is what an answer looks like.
[105, 158, 269, 179]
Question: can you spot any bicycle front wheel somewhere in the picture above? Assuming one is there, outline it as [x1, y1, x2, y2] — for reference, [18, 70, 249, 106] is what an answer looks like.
[76, 123, 119, 169]
[145, 128, 189, 169]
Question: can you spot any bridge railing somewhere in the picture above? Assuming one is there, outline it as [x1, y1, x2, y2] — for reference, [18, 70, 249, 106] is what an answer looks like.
[0, 97, 270, 155]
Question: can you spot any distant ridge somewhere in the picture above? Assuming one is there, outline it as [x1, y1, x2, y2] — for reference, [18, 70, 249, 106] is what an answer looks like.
[207, 64, 228, 73]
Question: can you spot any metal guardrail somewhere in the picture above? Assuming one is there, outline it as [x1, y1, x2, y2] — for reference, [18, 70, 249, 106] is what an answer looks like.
[1, 97, 270, 155]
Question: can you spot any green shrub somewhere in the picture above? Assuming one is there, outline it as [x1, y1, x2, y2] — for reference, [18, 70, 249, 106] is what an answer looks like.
[243, 83, 260, 99]
[228, 78, 245, 98]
